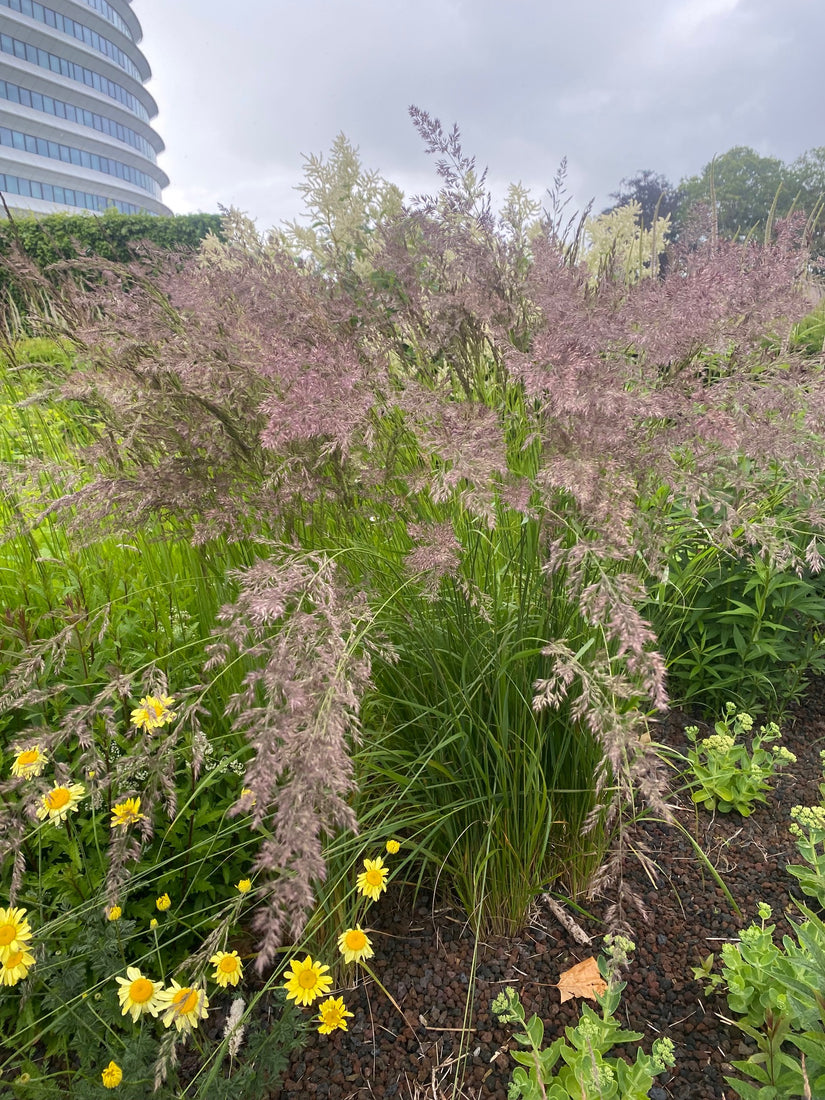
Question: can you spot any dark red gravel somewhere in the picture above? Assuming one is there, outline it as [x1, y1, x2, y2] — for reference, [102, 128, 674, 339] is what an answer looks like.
[269, 685, 825, 1100]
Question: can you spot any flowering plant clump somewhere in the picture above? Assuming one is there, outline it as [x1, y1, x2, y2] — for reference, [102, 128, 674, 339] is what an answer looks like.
[283, 841, 400, 1033]
[684, 703, 796, 816]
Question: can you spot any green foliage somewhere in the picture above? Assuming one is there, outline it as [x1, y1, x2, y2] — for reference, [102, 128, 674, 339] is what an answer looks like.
[645, 486, 825, 719]
[716, 903, 825, 1098]
[0, 208, 222, 268]
[492, 938, 675, 1099]
[683, 704, 795, 816]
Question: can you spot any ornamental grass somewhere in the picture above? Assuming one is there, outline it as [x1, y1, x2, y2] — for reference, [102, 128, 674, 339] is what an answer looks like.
[2, 111, 825, 1094]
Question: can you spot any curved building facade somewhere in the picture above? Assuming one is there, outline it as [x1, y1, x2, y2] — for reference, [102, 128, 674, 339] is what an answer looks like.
[0, 0, 170, 216]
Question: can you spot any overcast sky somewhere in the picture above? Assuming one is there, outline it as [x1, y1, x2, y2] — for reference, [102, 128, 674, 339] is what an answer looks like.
[133, 0, 822, 232]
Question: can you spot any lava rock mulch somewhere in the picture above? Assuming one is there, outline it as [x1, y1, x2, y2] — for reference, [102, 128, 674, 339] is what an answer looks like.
[271, 685, 825, 1100]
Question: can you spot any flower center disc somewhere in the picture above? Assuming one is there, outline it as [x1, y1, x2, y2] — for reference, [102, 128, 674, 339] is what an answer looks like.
[346, 931, 366, 950]
[176, 989, 198, 1014]
[366, 870, 382, 886]
[47, 788, 71, 810]
[130, 978, 154, 1003]
[18, 750, 38, 766]
[0, 925, 16, 945]
[219, 957, 237, 973]
[298, 970, 317, 989]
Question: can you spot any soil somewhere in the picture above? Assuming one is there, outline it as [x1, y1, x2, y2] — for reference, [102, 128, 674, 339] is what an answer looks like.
[267, 685, 825, 1100]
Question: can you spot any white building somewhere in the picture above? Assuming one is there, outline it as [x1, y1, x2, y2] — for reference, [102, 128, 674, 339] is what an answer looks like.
[0, 0, 170, 216]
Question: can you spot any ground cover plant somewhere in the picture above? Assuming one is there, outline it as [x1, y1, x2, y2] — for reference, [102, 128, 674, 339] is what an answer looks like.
[2, 110, 825, 1094]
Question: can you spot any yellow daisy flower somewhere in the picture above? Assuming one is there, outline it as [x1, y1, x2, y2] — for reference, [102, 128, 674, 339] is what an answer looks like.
[337, 926, 374, 965]
[0, 906, 32, 962]
[0, 946, 35, 985]
[10, 745, 48, 779]
[155, 894, 171, 912]
[110, 797, 145, 829]
[283, 955, 333, 1007]
[36, 782, 85, 825]
[101, 1061, 123, 1089]
[149, 918, 158, 929]
[235, 878, 252, 894]
[355, 856, 389, 903]
[316, 996, 354, 1035]
[210, 950, 243, 988]
[386, 839, 400, 854]
[157, 981, 209, 1032]
[131, 695, 176, 731]
[107, 905, 122, 922]
[115, 966, 164, 1022]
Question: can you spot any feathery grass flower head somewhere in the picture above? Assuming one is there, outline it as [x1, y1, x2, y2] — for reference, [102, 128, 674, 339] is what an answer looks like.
[0, 946, 35, 985]
[107, 905, 122, 922]
[131, 695, 176, 731]
[316, 995, 354, 1034]
[283, 955, 333, 1006]
[210, 950, 244, 988]
[115, 966, 164, 1022]
[158, 981, 209, 1032]
[225, 996, 246, 1056]
[356, 856, 388, 902]
[155, 893, 171, 912]
[0, 906, 32, 962]
[110, 797, 145, 829]
[338, 926, 374, 964]
[236, 878, 252, 894]
[385, 839, 400, 854]
[36, 782, 85, 824]
[101, 1061, 123, 1089]
[10, 745, 48, 779]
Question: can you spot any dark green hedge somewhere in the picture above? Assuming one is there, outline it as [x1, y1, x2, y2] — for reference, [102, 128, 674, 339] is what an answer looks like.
[0, 207, 222, 269]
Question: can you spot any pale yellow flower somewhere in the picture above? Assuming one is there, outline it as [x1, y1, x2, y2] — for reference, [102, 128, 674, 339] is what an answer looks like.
[157, 980, 209, 1032]
[337, 926, 374, 965]
[210, 950, 243, 988]
[283, 955, 333, 1007]
[155, 893, 171, 912]
[36, 782, 85, 824]
[0, 906, 32, 963]
[101, 1061, 123, 1089]
[149, 918, 158, 929]
[130, 695, 176, 731]
[0, 946, 35, 985]
[317, 995, 354, 1034]
[115, 966, 164, 1022]
[110, 797, 145, 829]
[355, 856, 388, 903]
[235, 878, 252, 894]
[10, 745, 48, 779]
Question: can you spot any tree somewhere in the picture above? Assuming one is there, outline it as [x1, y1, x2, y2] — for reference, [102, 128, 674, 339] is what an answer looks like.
[678, 147, 794, 240]
[605, 170, 681, 230]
